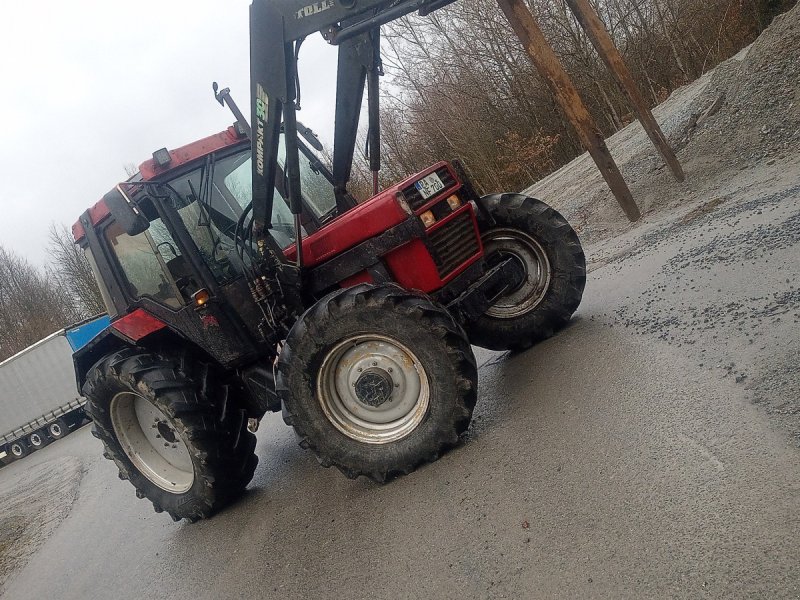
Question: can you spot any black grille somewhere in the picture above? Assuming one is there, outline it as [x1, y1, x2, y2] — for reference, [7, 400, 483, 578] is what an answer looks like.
[428, 212, 480, 277]
[401, 167, 457, 211]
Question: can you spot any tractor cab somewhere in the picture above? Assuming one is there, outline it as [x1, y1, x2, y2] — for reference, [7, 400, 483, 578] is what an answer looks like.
[76, 127, 339, 319]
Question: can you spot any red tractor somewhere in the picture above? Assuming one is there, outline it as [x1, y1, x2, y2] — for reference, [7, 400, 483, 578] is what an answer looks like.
[73, 0, 585, 522]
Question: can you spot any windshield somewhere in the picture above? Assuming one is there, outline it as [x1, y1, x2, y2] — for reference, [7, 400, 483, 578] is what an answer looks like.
[160, 136, 337, 283]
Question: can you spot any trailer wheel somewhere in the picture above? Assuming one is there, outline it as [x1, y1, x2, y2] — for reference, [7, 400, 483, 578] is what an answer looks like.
[278, 284, 477, 483]
[9, 441, 29, 459]
[48, 418, 70, 440]
[466, 194, 586, 351]
[83, 349, 258, 522]
[29, 431, 49, 449]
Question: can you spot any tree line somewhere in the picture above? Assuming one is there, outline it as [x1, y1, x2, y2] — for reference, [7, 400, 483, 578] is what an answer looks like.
[0, 227, 104, 362]
[360, 0, 795, 196]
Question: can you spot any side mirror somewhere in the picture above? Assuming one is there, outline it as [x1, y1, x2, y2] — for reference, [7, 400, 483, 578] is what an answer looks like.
[104, 186, 149, 236]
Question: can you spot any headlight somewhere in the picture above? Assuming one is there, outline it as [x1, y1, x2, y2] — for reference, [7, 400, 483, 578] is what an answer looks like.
[446, 194, 462, 210]
[420, 210, 436, 228]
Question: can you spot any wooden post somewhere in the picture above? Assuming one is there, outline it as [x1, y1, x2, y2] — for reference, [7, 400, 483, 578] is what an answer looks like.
[495, 0, 641, 222]
[563, 0, 685, 182]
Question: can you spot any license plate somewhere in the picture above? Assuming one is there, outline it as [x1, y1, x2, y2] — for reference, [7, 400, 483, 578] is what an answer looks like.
[415, 172, 445, 200]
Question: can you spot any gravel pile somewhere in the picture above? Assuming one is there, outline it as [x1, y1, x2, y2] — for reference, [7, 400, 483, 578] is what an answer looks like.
[685, 7, 800, 170]
[525, 4, 800, 442]
[525, 4, 800, 245]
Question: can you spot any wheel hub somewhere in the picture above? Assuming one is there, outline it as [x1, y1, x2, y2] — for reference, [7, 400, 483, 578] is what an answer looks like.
[156, 421, 178, 444]
[483, 228, 553, 320]
[354, 368, 395, 407]
[110, 392, 195, 493]
[318, 335, 431, 444]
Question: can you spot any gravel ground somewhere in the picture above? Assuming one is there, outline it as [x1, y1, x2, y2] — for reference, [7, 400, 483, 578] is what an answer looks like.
[0, 454, 84, 589]
[527, 4, 800, 442]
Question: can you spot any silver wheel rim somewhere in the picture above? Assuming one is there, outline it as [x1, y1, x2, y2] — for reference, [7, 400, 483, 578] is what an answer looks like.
[50, 423, 62, 437]
[317, 335, 430, 445]
[30, 433, 44, 447]
[110, 392, 194, 493]
[483, 228, 552, 319]
[11, 443, 24, 457]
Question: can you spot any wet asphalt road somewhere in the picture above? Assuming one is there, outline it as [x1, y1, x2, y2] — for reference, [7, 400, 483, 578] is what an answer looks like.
[2, 168, 799, 599]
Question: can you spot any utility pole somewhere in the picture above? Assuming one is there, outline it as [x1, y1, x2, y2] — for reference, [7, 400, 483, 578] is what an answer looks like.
[496, 0, 642, 222]
[563, 0, 685, 182]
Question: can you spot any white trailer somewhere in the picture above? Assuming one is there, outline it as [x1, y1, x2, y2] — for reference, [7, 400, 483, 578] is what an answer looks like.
[0, 316, 108, 464]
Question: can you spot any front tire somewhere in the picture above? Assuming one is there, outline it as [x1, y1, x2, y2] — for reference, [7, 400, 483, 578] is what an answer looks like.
[83, 349, 258, 522]
[277, 284, 477, 483]
[466, 194, 586, 351]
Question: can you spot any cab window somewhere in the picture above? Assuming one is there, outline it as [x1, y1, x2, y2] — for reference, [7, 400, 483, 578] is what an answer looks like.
[104, 215, 183, 309]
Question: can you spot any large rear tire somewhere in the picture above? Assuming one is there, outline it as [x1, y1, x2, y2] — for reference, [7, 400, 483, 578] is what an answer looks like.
[277, 284, 477, 483]
[83, 349, 258, 522]
[466, 194, 586, 351]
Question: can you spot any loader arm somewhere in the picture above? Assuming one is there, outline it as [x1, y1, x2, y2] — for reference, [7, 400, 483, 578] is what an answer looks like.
[248, 0, 458, 248]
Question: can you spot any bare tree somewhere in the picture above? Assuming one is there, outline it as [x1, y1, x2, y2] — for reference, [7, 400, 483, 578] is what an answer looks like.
[0, 245, 83, 361]
[47, 223, 106, 318]
[366, 0, 794, 195]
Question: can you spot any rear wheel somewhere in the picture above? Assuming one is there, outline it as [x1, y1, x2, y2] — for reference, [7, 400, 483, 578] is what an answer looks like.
[466, 194, 586, 351]
[47, 418, 70, 440]
[83, 349, 258, 522]
[278, 284, 477, 482]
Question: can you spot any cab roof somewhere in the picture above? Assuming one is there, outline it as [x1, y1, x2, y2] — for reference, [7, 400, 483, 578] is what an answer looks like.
[73, 126, 247, 243]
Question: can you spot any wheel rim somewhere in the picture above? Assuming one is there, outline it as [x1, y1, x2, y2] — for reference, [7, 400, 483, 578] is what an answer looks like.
[49, 423, 62, 437]
[317, 335, 431, 445]
[483, 227, 552, 319]
[110, 392, 194, 493]
[30, 433, 44, 447]
[11, 443, 24, 457]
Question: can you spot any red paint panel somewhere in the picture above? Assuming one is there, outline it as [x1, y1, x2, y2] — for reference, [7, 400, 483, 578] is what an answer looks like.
[383, 240, 443, 293]
[139, 127, 244, 181]
[285, 192, 409, 268]
[72, 221, 85, 243]
[72, 198, 111, 241]
[111, 309, 167, 341]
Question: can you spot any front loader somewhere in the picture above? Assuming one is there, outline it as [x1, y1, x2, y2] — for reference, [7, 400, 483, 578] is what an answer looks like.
[73, 0, 586, 522]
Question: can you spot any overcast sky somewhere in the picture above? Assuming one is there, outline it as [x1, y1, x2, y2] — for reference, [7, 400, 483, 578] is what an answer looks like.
[0, 0, 339, 266]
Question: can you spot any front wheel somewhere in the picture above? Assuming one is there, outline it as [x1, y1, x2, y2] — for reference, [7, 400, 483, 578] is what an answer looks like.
[83, 349, 258, 522]
[277, 284, 478, 483]
[465, 194, 586, 351]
